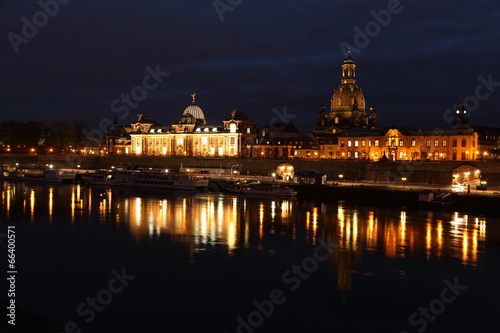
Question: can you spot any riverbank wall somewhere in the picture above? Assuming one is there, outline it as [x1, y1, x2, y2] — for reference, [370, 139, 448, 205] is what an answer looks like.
[2, 154, 500, 186]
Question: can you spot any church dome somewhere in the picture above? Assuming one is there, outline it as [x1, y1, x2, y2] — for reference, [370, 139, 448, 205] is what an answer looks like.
[331, 85, 365, 112]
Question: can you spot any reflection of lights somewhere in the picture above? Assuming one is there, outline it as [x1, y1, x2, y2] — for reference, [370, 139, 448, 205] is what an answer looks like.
[425, 222, 432, 260]
[259, 203, 264, 239]
[135, 197, 142, 226]
[271, 201, 276, 220]
[437, 220, 443, 256]
[30, 189, 35, 222]
[462, 230, 468, 264]
[399, 211, 406, 256]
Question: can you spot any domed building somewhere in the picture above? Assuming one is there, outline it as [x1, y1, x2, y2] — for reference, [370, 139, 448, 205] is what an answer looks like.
[315, 51, 377, 133]
[129, 94, 257, 157]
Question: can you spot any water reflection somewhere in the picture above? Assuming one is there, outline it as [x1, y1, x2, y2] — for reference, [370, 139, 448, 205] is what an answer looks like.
[0, 182, 490, 288]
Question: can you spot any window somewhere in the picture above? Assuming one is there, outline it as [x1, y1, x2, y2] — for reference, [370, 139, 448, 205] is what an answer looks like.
[355, 141, 359, 147]
[177, 137, 184, 145]
[442, 139, 447, 147]
[247, 128, 251, 133]
[374, 140, 379, 147]
[399, 140, 404, 147]
[426, 140, 431, 147]
[340, 140, 345, 148]
[201, 137, 207, 145]
[230, 124, 237, 133]
[230, 137, 235, 145]
[335, 117, 339, 124]
[461, 139, 466, 147]
[452, 139, 457, 147]
[411, 139, 416, 147]
[348, 141, 352, 147]
[434, 139, 439, 147]
[362, 140, 366, 147]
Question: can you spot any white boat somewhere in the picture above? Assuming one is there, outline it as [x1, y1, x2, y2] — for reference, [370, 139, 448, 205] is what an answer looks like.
[226, 183, 298, 197]
[82, 170, 123, 186]
[1, 165, 76, 183]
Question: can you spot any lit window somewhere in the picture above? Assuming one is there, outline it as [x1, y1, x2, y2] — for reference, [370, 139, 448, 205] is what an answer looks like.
[426, 140, 431, 147]
[354, 141, 359, 147]
[348, 141, 352, 147]
[340, 140, 345, 147]
[212, 128, 217, 132]
[247, 128, 251, 133]
[411, 139, 416, 147]
[177, 137, 184, 145]
[442, 140, 447, 147]
[374, 140, 379, 147]
[362, 140, 366, 147]
[399, 140, 404, 147]
[434, 139, 439, 147]
[230, 124, 237, 133]
[204, 128, 209, 132]
[201, 137, 207, 145]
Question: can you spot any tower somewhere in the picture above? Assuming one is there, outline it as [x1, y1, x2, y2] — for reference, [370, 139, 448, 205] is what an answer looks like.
[452, 97, 469, 128]
[329, 50, 367, 128]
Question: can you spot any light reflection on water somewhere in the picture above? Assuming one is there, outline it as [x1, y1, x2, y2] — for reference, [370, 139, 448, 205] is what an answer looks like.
[0, 181, 489, 269]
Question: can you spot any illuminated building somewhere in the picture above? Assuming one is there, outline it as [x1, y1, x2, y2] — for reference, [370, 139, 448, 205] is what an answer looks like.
[314, 54, 486, 161]
[128, 95, 257, 157]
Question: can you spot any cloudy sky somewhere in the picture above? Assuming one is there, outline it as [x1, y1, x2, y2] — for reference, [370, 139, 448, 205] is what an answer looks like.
[1, 0, 499, 131]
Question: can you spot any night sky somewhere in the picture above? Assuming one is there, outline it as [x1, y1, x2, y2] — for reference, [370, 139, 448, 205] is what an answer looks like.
[1, 0, 500, 132]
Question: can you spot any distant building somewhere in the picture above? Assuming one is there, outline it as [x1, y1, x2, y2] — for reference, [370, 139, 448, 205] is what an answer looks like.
[313, 54, 492, 161]
[128, 94, 257, 157]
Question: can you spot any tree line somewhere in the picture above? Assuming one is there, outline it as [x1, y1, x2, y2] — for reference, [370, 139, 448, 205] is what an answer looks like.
[0, 120, 98, 153]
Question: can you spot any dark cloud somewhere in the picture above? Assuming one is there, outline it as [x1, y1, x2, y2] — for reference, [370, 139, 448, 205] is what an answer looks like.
[1, 0, 499, 131]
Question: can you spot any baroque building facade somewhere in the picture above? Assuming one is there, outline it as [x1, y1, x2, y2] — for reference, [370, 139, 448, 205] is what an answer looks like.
[129, 95, 257, 157]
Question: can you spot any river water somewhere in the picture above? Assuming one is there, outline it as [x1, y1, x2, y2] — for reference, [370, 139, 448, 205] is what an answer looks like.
[1, 181, 499, 333]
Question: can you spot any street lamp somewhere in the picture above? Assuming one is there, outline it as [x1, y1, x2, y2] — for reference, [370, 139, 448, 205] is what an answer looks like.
[230, 164, 240, 175]
[402, 177, 407, 189]
[339, 174, 343, 186]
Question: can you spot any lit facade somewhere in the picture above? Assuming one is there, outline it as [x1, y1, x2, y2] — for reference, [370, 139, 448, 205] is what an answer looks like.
[129, 97, 257, 157]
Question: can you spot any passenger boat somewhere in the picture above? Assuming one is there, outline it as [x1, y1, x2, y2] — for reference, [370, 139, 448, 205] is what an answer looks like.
[226, 183, 298, 197]
[1, 164, 76, 183]
[121, 171, 209, 191]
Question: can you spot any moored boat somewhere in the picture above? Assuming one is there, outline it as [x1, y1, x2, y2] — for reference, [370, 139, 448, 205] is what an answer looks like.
[226, 183, 298, 197]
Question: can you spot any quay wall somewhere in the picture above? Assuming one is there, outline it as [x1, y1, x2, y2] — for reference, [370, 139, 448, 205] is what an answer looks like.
[2, 155, 500, 186]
